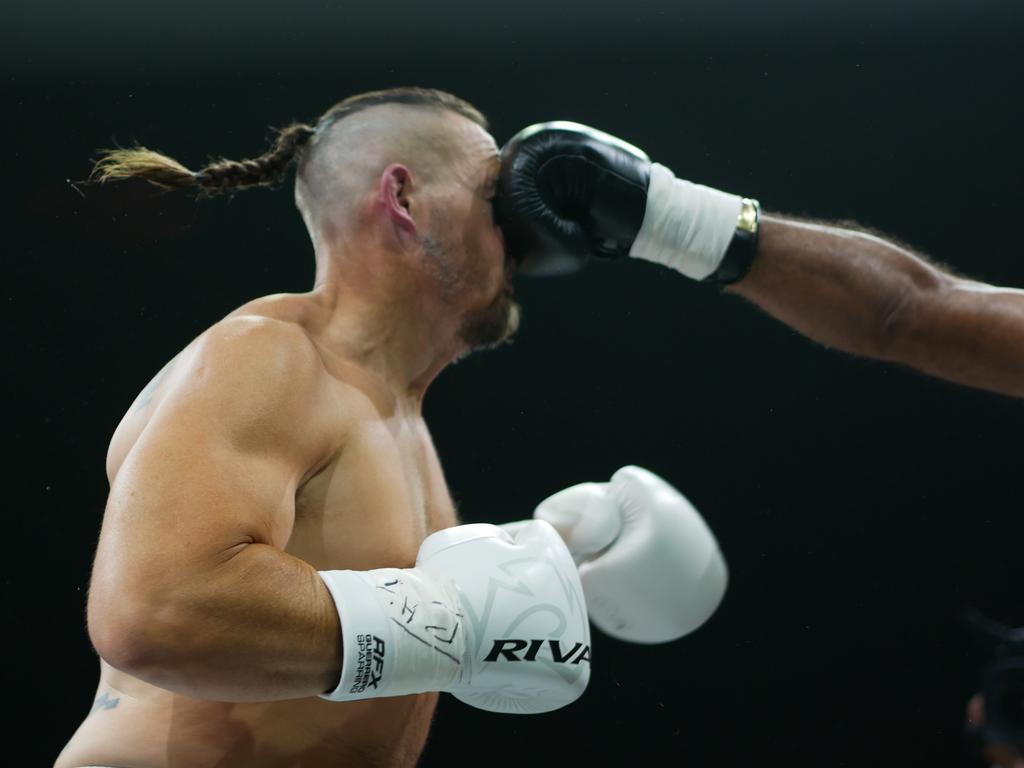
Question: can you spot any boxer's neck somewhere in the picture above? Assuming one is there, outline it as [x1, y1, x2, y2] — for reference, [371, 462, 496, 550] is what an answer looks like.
[304, 244, 465, 412]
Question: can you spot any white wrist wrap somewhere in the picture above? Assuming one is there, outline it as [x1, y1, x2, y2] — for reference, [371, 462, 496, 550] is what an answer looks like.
[629, 163, 744, 280]
[318, 568, 464, 702]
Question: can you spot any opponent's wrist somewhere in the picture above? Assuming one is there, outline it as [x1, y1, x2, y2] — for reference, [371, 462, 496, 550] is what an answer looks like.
[317, 567, 464, 702]
[707, 196, 761, 285]
[629, 163, 760, 283]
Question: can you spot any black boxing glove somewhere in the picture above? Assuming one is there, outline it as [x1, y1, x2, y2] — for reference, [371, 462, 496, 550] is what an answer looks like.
[496, 121, 760, 283]
[495, 122, 652, 276]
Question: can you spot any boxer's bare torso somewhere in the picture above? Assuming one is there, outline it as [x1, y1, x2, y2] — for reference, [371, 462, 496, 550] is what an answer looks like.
[56, 293, 459, 768]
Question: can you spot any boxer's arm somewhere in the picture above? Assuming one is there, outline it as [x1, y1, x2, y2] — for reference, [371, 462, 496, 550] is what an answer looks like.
[725, 215, 1024, 398]
[495, 122, 1022, 396]
[87, 316, 345, 702]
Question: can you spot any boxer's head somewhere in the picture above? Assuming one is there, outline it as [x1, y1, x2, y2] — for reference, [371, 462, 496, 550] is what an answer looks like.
[295, 88, 518, 354]
[90, 87, 519, 354]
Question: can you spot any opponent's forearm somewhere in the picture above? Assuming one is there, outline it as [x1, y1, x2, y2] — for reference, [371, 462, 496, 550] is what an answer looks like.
[726, 215, 1024, 398]
[890, 278, 1024, 397]
[726, 215, 939, 358]
[493, 121, 1024, 396]
[108, 543, 342, 702]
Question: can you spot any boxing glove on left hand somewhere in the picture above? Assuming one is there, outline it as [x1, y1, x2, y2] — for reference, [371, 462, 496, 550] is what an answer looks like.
[496, 121, 652, 276]
[497, 121, 758, 282]
[524, 466, 728, 644]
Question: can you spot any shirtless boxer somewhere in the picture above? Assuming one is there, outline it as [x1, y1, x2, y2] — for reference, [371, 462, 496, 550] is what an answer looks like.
[58, 89, 728, 767]
[55, 89, 574, 767]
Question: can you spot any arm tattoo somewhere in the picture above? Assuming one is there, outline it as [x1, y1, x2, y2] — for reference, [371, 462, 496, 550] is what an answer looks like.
[89, 692, 120, 715]
[134, 356, 179, 412]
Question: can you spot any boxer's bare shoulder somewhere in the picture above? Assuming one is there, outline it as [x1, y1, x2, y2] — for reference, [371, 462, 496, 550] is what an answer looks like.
[105, 297, 347, 490]
[60, 294, 456, 767]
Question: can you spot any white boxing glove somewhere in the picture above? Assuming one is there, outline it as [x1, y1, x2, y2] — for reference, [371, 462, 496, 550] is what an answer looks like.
[530, 466, 727, 644]
[317, 520, 591, 714]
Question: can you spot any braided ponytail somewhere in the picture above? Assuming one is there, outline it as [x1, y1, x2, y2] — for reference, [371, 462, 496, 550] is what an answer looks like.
[90, 122, 315, 196]
[91, 88, 487, 200]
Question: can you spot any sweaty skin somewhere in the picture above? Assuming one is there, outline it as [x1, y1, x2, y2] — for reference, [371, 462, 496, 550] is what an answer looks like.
[58, 103, 515, 767]
[56, 296, 459, 767]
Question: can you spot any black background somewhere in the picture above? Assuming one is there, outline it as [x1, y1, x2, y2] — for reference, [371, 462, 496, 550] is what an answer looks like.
[6, 1, 1023, 765]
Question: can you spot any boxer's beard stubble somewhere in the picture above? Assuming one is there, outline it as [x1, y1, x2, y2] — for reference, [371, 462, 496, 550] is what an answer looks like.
[422, 234, 520, 354]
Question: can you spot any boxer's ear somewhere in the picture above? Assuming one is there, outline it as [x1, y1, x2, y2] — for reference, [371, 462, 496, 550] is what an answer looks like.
[378, 163, 417, 239]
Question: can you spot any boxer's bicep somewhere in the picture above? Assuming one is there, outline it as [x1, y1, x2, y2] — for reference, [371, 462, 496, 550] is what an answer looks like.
[88, 316, 338, 655]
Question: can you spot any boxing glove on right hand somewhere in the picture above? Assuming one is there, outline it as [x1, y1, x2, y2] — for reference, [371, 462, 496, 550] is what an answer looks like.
[318, 520, 591, 714]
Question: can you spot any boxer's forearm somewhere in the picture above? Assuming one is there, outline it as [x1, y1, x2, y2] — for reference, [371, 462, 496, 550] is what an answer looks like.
[725, 215, 1024, 398]
[726, 216, 943, 358]
[99, 543, 343, 702]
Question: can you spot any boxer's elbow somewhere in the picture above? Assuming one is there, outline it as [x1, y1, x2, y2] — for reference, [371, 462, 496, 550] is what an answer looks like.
[875, 282, 918, 360]
[875, 270, 948, 363]
[87, 580, 191, 681]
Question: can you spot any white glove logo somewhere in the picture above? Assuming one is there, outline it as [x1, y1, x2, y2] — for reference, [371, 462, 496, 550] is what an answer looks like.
[453, 552, 591, 681]
[348, 633, 386, 695]
[484, 638, 590, 664]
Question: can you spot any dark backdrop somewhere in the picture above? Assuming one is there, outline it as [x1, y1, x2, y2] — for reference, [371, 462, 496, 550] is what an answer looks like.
[6, 1, 1023, 765]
